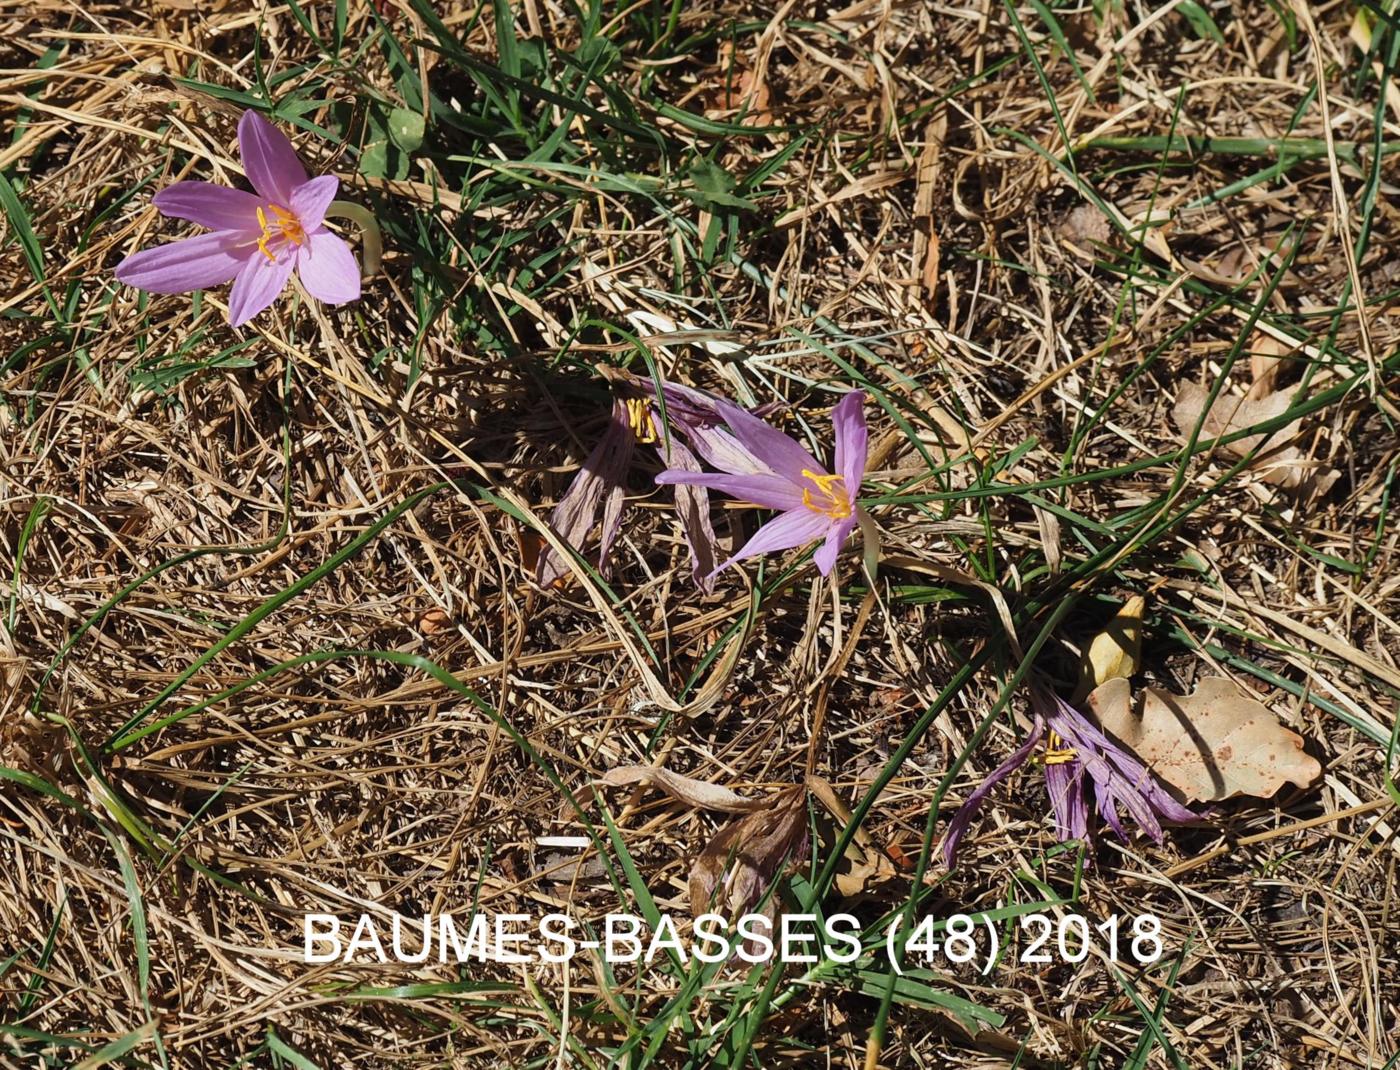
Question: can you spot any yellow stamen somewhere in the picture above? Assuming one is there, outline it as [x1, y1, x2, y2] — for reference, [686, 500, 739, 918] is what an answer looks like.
[1043, 729, 1076, 765]
[800, 469, 851, 519]
[254, 202, 306, 263]
[626, 398, 657, 444]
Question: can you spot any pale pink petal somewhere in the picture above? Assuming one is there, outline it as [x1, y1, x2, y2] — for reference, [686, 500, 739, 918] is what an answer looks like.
[713, 398, 824, 485]
[655, 469, 805, 512]
[811, 517, 856, 575]
[115, 231, 252, 294]
[685, 424, 777, 477]
[238, 109, 308, 205]
[295, 229, 360, 304]
[711, 508, 831, 577]
[289, 174, 339, 231]
[831, 390, 869, 493]
[153, 182, 262, 233]
[227, 249, 296, 326]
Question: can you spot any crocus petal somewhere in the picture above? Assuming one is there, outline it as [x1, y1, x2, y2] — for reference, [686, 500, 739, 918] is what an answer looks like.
[942, 718, 1046, 867]
[684, 424, 778, 477]
[1036, 684, 1201, 848]
[1129, 770, 1201, 824]
[655, 469, 806, 512]
[711, 507, 832, 576]
[289, 174, 339, 231]
[652, 378, 732, 419]
[152, 182, 263, 233]
[115, 231, 252, 294]
[713, 397, 825, 485]
[655, 434, 719, 591]
[640, 377, 778, 476]
[1094, 776, 1138, 841]
[295, 229, 360, 305]
[238, 109, 308, 204]
[537, 403, 635, 587]
[227, 249, 296, 326]
[832, 390, 869, 493]
[812, 517, 856, 575]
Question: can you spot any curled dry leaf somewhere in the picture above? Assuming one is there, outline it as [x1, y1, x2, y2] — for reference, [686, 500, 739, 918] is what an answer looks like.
[689, 785, 809, 927]
[1088, 677, 1322, 804]
[596, 765, 756, 813]
[598, 769, 810, 952]
[807, 775, 896, 897]
[1171, 382, 1337, 492]
[1246, 330, 1292, 399]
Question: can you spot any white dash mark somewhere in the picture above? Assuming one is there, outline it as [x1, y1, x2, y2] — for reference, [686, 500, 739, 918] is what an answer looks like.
[536, 836, 590, 849]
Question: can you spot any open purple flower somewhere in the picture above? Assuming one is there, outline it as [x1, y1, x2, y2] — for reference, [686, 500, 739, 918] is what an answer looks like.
[115, 109, 361, 326]
[655, 390, 869, 578]
[537, 373, 759, 591]
[941, 677, 1200, 866]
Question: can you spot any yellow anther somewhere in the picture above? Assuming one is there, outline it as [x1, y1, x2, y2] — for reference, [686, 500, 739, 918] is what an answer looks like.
[800, 469, 851, 519]
[255, 206, 276, 262]
[1042, 729, 1077, 766]
[626, 397, 657, 443]
[254, 202, 306, 263]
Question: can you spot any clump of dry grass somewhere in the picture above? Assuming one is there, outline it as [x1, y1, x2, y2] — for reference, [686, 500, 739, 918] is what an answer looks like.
[2, 0, 1399, 1067]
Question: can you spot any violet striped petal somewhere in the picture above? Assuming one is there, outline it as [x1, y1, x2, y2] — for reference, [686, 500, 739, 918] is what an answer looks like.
[227, 248, 296, 326]
[640, 376, 776, 476]
[684, 423, 777, 477]
[942, 718, 1046, 867]
[1040, 685, 1201, 844]
[295, 229, 360, 304]
[152, 182, 262, 233]
[115, 231, 252, 294]
[1043, 758, 1088, 841]
[1134, 773, 1201, 824]
[238, 109, 308, 204]
[1095, 780, 1134, 841]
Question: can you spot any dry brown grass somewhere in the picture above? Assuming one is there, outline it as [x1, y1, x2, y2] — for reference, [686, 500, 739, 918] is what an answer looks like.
[2, 0, 1399, 1066]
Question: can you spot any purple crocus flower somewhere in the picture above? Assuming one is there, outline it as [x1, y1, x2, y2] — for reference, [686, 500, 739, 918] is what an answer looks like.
[655, 390, 869, 578]
[115, 109, 361, 326]
[537, 373, 756, 591]
[941, 677, 1200, 866]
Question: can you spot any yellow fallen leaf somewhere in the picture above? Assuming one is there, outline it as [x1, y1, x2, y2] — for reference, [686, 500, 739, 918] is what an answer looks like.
[1075, 595, 1145, 700]
[1088, 677, 1322, 803]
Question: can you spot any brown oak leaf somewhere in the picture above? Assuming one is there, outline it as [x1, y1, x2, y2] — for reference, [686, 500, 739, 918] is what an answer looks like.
[1088, 677, 1322, 803]
[1171, 382, 1337, 493]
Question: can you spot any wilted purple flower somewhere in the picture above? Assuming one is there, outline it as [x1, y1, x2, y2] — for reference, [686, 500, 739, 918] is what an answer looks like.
[537, 374, 760, 591]
[941, 677, 1200, 866]
[655, 390, 870, 578]
[116, 109, 361, 326]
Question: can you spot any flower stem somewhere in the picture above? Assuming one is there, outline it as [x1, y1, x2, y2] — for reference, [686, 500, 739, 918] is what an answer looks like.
[856, 505, 880, 585]
[324, 200, 382, 276]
